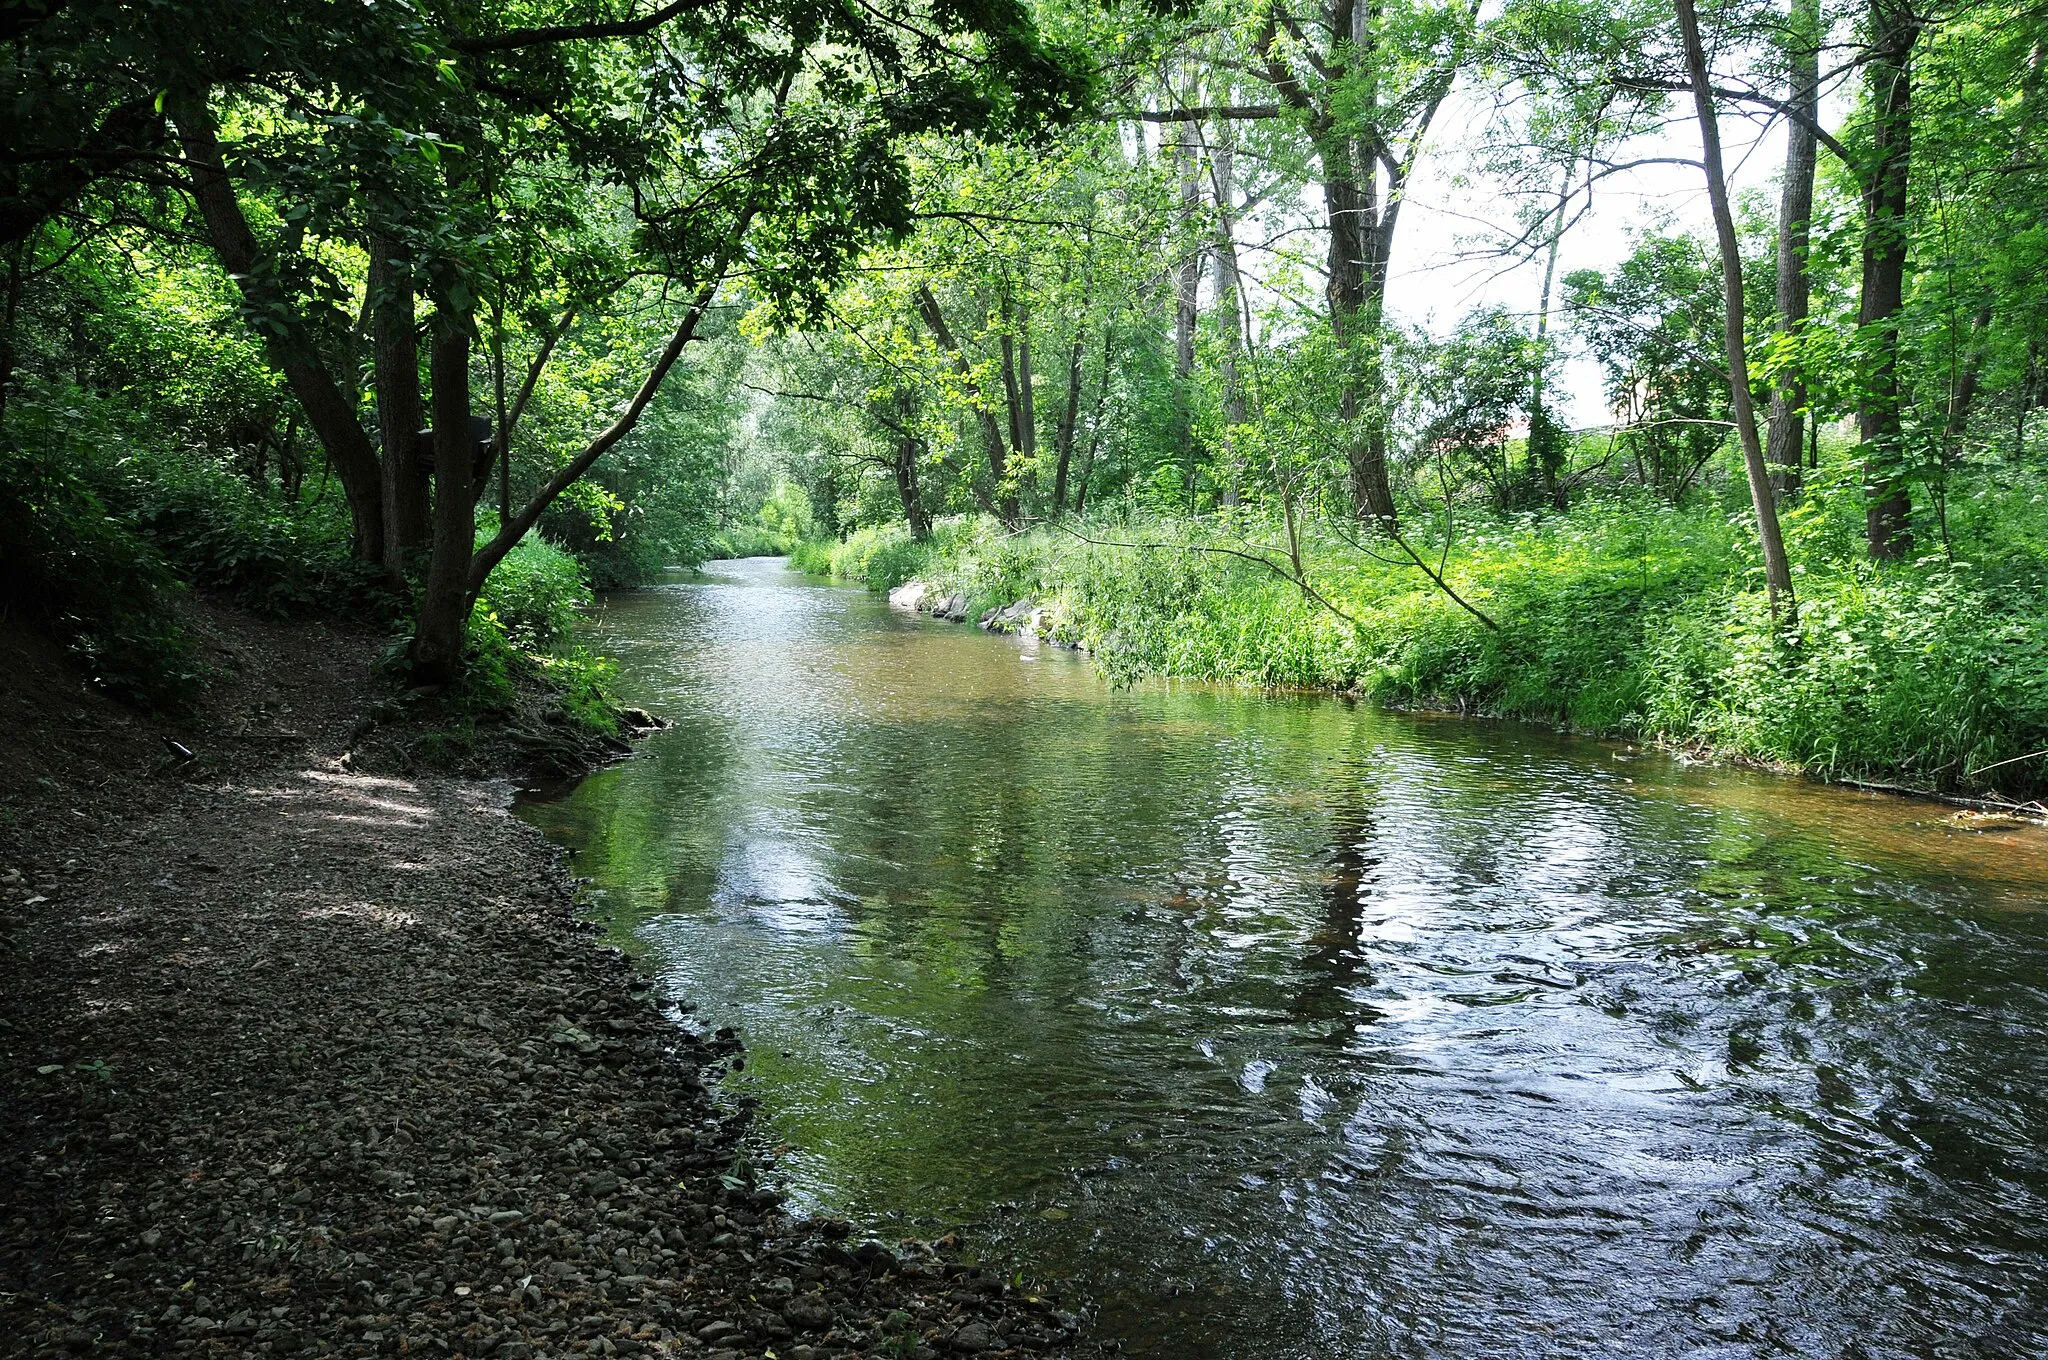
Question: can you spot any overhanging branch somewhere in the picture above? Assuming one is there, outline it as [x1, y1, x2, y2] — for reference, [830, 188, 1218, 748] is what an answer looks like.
[452, 0, 717, 54]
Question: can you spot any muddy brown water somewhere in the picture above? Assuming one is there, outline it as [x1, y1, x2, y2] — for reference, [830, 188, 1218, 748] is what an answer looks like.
[517, 556, 2048, 1359]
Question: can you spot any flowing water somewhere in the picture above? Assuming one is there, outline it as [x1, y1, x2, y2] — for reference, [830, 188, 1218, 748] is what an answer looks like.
[516, 556, 2048, 1359]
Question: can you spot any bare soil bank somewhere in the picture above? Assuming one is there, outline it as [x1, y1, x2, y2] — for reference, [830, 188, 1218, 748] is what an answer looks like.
[0, 604, 1097, 1359]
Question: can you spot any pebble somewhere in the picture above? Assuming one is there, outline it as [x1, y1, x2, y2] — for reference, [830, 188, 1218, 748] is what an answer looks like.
[0, 744, 1102, 1359]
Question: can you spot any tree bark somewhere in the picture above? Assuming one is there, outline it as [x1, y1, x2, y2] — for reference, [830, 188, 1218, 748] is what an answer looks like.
[1320, 143, 1398, 528]
[1173, 125, 1205, 480]
[0, 233, 26, 422]
[1053, 279, 1092, 515]
[1210, 121, 1248, 507]
[998, 291, 1025, 459]
[1858, 0, 1918, 560]
[1944, 303, 1994, 453]
[369, 236, 429, 577]
[1074, 323, 1114, 516]
[1016, 296, 1037, 467]
[170, 91, 385, 563]
[1764, 0, 1819, 501]
[1678, 0, 1797, 614]
[409, 319, 477, 686]
[891, 389, 931, 541]
[1528, 165, 1570, 509]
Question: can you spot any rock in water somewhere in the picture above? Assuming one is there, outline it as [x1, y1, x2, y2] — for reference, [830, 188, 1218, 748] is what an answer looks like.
[887, 580, 929, 612]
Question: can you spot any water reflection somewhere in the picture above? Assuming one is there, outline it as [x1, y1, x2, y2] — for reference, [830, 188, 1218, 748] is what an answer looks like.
[521, 557, 2048, 1360]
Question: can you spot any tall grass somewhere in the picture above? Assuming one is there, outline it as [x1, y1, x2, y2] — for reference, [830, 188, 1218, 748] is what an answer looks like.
[817, 503, 2048, 797]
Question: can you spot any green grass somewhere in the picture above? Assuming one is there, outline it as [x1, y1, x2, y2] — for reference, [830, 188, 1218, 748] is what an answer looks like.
[818, 501, 2048, 798]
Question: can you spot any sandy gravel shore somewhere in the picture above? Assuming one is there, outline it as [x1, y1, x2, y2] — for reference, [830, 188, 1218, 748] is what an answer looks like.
[0, 608, 1097, 1359]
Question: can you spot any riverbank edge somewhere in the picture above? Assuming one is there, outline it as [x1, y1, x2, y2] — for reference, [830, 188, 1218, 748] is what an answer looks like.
[870, 574, 2046, 824]
[0, 604, 1101, 1360]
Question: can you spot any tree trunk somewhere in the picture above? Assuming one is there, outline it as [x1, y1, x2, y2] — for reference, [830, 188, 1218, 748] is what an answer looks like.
[1764, 0, 1820, 501]
[0, 233, 25, 422]
[999, 293, 1025, 459]
[369, 237, 429, 578]
[1016, 295, 1037, 466]
[1053, 283, 1091, 515]
[1211, 122, 1248, 507]
[1858, 0, 1917, 560]
[1944, 303, 1994, 453]
[890, 389, 930, 540]
[409, 320, 477, 686]
[1528, 166, 1570, 510]
[1174, 127, 1205, 479]
[1322, 147, 1398, 528]
[169, 91, 385, 564]
[1074, 323, 1115, 516]
[1678, 0, 1797, 614]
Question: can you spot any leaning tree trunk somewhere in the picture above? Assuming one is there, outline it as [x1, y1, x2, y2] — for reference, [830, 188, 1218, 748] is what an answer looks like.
[1764, 0, 1820, 501]
[409, 319, 478, 686]
[917, 284, 1019, 527]
[369, 237, 429, 579]
[1678, 0, 1797, 615]
[1859, 0, 1918, 560]
[170, 91, 385, 564]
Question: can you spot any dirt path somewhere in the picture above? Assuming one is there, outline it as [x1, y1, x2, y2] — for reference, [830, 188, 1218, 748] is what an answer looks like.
[0, 609, 1095, 1360]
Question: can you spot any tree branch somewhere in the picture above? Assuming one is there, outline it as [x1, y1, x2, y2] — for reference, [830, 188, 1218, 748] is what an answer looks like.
[1134, 105, 1287, 122]
[468, 207, 754, 591]
[451, 0, 718, 54]
[1613, 75, 1858, 174]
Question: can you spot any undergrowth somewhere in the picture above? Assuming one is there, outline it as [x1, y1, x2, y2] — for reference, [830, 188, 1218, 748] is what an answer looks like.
[0, 384, 378, 708]
[1, 383, 620, 757]
[816, 500, 2048, 799]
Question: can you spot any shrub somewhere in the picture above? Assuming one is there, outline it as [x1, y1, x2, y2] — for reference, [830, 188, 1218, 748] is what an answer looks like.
[475, 523, 593, 652]
[0, 402, 199, 709]
[785, 538, 835, 575]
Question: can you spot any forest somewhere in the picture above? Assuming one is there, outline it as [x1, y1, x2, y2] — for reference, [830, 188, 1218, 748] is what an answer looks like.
[4, 0, 2046, 794]
[10, 3, 2048, 1357]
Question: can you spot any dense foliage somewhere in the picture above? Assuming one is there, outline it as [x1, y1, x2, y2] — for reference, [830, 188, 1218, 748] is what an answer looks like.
[1, 0, 2042, 793]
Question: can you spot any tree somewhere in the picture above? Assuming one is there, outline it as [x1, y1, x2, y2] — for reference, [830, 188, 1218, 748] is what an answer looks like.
[1857, 0, 1921, 560]
[144, 0, 1088, 680]
[1676, 0, 1794, 612]
[1762, 0, 1821, 499]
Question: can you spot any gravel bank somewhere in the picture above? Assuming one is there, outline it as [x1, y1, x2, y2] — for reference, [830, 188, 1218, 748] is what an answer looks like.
[0, 611, 1098, 1360]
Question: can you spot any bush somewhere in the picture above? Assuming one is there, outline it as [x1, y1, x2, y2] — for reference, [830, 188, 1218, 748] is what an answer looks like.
[705, 480, 820, 562]
[0, 383, 380, 708]
[474, 522, 593, 652]
[708, 523, 790, 559]
[786, 538, 835, 574]
[1643, 568, 2048, 790]
[0, 402, 199, 709]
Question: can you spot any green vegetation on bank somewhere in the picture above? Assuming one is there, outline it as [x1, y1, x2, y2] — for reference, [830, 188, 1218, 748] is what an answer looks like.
[0, 377, 617, 747]
[810, 485, 2048, 797]
[6, 0, 2044, 800]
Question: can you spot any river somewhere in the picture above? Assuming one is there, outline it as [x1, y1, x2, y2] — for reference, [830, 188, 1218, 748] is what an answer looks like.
[516, 556, 2048, 1360]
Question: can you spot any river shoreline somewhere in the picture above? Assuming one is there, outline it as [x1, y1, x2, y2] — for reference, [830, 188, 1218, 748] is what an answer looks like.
[0, 605, 1097, 1360]
[868, 570, 2046, 823]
